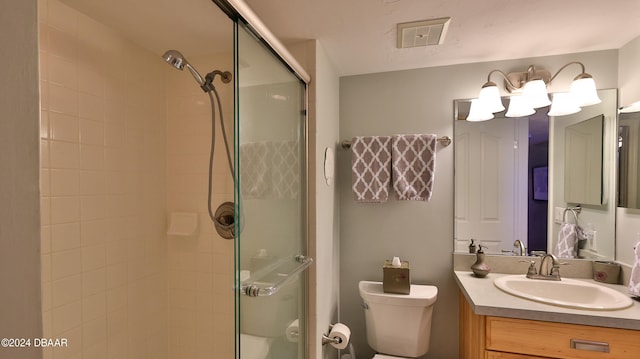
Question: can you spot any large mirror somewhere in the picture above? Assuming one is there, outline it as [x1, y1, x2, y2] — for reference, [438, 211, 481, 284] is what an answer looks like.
[454, 89, 617, 260]
[618, 111, 640, 209]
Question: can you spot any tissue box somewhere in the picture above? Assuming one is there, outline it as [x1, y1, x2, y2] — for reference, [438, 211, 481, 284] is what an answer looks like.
[592, 261, 620, 284]
[383, 260, 410, 294]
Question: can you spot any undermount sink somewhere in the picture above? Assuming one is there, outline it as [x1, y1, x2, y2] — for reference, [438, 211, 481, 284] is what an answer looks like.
[494, 275, 633, 311]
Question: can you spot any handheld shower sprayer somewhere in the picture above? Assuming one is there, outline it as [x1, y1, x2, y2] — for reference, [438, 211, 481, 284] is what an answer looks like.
[162, 49, 236, 239]
[163, 50, 232, 93]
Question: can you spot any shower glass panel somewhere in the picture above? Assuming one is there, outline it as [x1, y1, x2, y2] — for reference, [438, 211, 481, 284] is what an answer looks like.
[235, 21, 308, 359]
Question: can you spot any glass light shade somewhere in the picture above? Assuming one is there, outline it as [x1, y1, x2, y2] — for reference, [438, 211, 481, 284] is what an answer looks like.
[478, 84, 505, 113]
[548, 92, 581, 116]
[569, 77, 601, 106]
[522, 79, 551, 108]
[505, 96, 535, 118]
[620, 101, 640, 113]
[466, 98, 494, 122]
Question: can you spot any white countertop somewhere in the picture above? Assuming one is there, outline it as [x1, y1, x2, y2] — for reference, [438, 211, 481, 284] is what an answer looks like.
[454, 270, 640, 330]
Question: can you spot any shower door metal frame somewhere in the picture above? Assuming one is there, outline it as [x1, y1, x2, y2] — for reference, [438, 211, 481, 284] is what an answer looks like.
[211, 0, 311, 84]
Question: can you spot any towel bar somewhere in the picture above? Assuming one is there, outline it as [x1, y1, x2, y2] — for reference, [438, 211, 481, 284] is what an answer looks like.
[563, 206, 581, 223]
[341, 135, 452, 150]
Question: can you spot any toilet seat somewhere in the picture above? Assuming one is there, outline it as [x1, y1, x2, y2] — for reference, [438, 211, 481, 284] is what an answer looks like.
[372, 354, 410, 359]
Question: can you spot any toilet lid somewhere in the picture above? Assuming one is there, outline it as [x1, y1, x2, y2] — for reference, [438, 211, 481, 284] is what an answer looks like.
[373, 354, 408, 359]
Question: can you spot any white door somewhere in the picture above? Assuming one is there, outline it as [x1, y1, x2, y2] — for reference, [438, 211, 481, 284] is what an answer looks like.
[455, 117, 528, 253]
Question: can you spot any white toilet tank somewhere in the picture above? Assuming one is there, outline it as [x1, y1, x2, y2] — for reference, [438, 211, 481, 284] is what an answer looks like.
[359, 281, 438, 358]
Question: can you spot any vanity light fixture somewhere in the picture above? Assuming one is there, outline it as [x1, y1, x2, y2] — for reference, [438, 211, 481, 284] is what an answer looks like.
[620, 100, 640, 113]
[467, 62, 601, 121]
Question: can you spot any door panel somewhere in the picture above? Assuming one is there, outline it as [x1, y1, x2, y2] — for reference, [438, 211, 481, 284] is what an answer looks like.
[235, 21, 308, 359]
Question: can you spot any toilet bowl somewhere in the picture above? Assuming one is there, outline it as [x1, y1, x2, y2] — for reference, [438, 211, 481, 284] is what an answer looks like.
[372, 354, 409, 359]
[240, 333, 273, 359]
[359, 280, 438, 358]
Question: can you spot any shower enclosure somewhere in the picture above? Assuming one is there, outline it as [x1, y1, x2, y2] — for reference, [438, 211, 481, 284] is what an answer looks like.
[38, 0, 310, 358]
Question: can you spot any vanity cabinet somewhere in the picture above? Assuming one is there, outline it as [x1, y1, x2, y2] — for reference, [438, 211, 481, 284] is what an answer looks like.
[460, 292, 640, 359]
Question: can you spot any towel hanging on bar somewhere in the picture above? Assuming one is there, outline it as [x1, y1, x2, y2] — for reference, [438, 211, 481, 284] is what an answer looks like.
[351, 136, 392, 203]
[391, 134, 437, 201]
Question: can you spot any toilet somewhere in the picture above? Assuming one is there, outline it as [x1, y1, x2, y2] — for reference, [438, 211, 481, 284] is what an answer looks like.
[359, 280, 438, 358]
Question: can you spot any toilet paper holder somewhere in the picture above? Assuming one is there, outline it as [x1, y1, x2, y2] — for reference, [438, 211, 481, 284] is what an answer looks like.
[322, 334, 341, 346]
[321, 324, 342, 346]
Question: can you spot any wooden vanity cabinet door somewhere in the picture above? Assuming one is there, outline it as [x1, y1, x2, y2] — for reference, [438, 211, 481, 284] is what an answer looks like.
[486, 316, 640, 359]
[485, 352, 548, 359]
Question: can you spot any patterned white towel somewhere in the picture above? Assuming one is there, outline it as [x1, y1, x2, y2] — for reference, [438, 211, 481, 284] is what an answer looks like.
[391, 134, 437, 201]
[629, 242, 640, 297]
[271, 141, 299, 200]
[240, 142, 272, 199]
[351, 136, 392, 203]
[555, 223, 586, 259]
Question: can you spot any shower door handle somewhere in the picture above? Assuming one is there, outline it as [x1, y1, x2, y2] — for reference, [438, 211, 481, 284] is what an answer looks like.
[240, 255, 313, 297]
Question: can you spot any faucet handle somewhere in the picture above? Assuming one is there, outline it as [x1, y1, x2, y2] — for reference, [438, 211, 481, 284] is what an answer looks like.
[520, 260, 537, 276]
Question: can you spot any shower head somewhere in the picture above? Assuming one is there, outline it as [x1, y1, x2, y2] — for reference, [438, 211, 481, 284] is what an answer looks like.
[163, 49, 187, 70]
[162, 49, 206, 88]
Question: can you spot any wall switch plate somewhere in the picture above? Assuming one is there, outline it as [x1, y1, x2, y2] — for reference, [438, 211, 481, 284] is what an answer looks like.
[554, 207, 565, 224]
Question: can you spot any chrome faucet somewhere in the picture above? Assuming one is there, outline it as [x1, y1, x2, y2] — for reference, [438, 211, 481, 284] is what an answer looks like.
[502, 239, 527, 256]
[525, 253, 562, 281]
[514, 240, 526, 256]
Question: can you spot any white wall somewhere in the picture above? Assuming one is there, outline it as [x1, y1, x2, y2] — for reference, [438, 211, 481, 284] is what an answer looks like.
[0, 1, 43, 358]
[339, 50, 618, 358]
[619, 35, 640, 108]
[289, 40, 341, 359]
[312, 42, 341, 359]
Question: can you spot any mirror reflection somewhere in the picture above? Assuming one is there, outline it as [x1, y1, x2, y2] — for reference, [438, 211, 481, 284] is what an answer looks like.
[564, 115, 604, 205]
[454, 89, 617, 260]
[618, 111, 640, 209]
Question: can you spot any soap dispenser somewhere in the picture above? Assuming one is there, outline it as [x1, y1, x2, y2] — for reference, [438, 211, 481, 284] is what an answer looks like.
[468, 239, 477, 254]
[471, 245, 491, 278]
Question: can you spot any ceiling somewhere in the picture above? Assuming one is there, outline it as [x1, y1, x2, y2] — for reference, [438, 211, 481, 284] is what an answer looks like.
[63, 0, 640, 77]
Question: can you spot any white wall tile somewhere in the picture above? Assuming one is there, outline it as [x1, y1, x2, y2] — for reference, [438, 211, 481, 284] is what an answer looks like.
[79, 118, 104, 145]
[50, 169, 79, 196]
[49, 140, 79, 169]
[48, 55, 77, 89]
[50, 196, 80, 224]
[82, 268, 106, 297]
[52, 275, 81, 307]
[50, 111, 79, 142]
[52, 301, 81, 335]
[51, 248, 81, 280]
[49, 83, 78, 115]
[82, 292, 106, 322]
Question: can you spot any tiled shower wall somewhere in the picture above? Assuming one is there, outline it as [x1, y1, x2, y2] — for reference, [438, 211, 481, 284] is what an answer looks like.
[39, 0, 168, 357]
[164, 55, 235, 359]
[39, 1, 235, 358]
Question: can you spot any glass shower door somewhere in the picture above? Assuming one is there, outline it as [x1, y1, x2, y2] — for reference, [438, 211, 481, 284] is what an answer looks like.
[235, 21, 309, 359]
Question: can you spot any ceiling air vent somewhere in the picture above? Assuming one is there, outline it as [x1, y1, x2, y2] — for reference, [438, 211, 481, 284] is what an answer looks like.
[397, 17, 451, 49]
